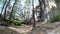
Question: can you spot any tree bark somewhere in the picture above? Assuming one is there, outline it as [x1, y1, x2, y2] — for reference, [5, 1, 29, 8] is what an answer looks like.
[32, 0, 35, 28]
[39, 0, 44, 22]
[1, 0, 7, 18]
[9, 0, 17, 20]
[4, 0, 10, 20]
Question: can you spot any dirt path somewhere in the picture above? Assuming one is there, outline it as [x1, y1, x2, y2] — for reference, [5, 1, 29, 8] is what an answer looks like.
[27, 21, 60, 34]
[0, 21, 60, 34]
[0, 24, 32, 34]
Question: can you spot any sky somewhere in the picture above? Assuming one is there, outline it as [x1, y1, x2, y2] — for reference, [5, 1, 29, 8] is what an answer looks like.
[34, 0, 39, 8]
[0, 0, 3, 13]
[0, 0, 15, 14]
[0, 0, 39, 14]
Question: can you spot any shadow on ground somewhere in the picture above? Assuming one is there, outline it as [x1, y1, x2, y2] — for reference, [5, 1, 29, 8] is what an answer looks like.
[0, 26, 23, 34]
[0, 21, 60, 34]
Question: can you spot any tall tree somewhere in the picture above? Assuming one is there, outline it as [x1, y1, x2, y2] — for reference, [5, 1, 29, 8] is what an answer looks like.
[9, 0, 17, 20]
[38, 0, 44, 22]
[1, 0, 7, 17]
[32, 0, 35, 28]
[4, 0, 10, 20]
[38, 0, 56, 22]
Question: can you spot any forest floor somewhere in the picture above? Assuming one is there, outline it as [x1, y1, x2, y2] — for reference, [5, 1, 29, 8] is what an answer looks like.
[0, 21, 60, 34]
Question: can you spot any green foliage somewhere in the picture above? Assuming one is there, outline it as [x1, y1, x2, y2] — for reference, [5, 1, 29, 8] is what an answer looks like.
[10, 19, 20, 26]
[10, 18, 26, 26]
[51, 15, 60, 23]
[5, 18, 30, 26]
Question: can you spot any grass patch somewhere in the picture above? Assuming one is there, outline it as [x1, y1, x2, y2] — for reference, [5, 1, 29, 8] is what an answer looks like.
[51, 15, 60, 23]
[10, 18, 26, 26]
[4, 18, 31, 26]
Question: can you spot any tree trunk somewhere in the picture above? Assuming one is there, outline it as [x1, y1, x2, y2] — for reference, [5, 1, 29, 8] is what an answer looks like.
[39, 0, 45, 22]
[1, 0, 7, 18]
[32, 0, 35, 28]
[9, 0, 17, 20]
[38, 0, 49, 22]
[4, 0, 10, 20]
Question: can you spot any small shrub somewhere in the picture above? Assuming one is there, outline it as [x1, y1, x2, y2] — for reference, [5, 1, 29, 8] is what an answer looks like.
[10, 18, 26, 26]
[10, 18, 20, 26]
[51, 15, 60, 23]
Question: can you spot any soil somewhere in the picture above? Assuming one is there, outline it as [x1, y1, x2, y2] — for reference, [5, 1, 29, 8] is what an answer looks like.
[0, 21, 60, 34]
